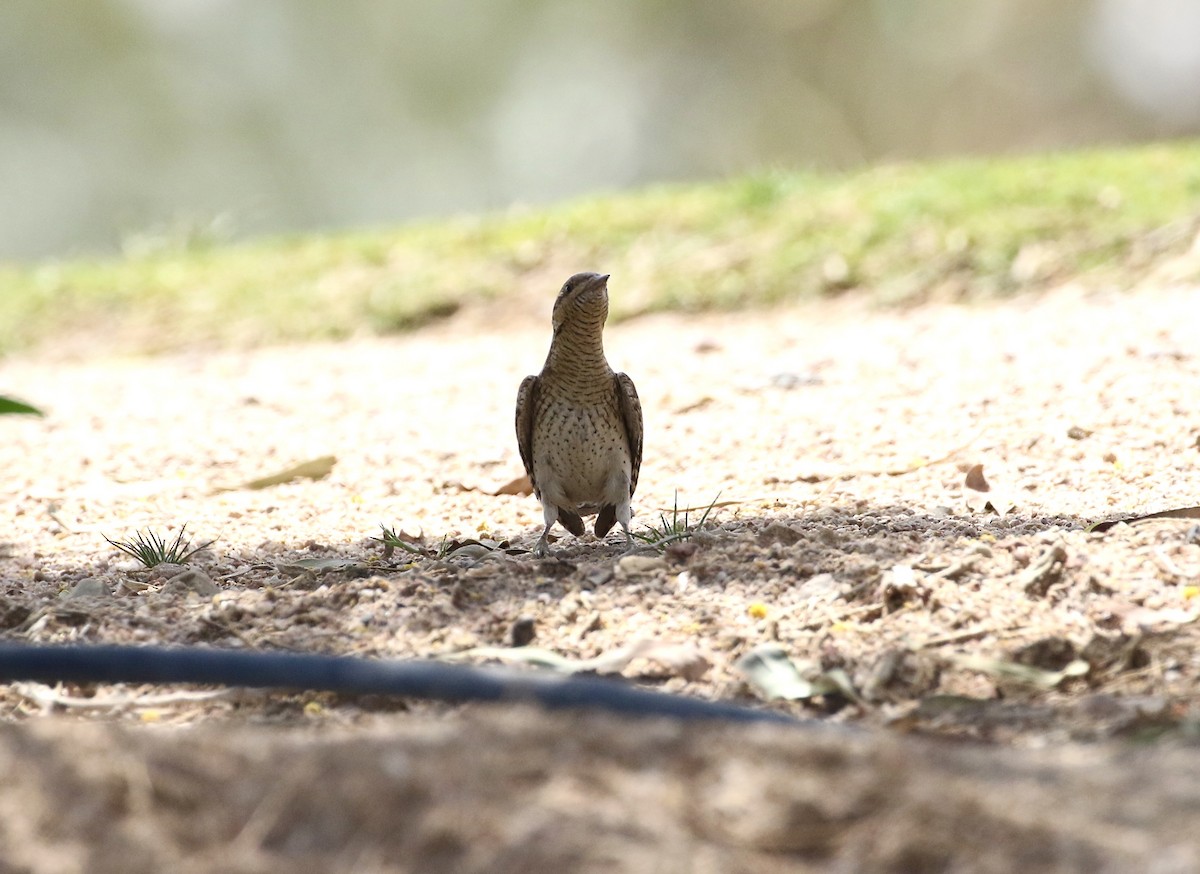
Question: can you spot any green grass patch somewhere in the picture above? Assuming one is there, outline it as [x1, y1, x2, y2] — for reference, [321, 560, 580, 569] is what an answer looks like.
[2, 141, 1198, 356]
[103, 525, 214, 569]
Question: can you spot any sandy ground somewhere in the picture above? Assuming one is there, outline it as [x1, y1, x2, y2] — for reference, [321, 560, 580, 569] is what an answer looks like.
[1, 282, 1199, 870]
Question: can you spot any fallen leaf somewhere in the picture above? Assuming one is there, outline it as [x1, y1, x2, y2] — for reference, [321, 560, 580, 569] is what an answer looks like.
[1090, 506, 1200, 533]
[451, 646, 577, 672]
[948, 653, 1089, 690]
[963, 462, 1016, 515]
[276, 557, 368, 574]
[215, 455, 336, 493]
[627, 642, 711, 681]
[1120, 606, 1200, 634]
[735, 644, 856, 701]
[491, 474, 533, 496]
[450, 638, 708, 680]
[964, 463, 989, 492]
[674, 396, 714, 414]
[443, 539, 499, 561]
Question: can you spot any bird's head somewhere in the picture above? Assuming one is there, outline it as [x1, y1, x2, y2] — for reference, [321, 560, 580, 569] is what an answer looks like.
[552, 272, 610, 334]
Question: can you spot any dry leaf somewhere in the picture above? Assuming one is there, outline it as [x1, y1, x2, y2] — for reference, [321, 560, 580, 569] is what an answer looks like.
[963, 462, 1016, 515]
[450, 637, 708, 680]
[276, 557, 366, 574]
[1120, 606, 1200, 634]
[492, 474, 533, 496]
[450, 646, 575, 671]
[621, 640, 711, 681]
[215, 455, 336, 493]
[735, 644, 857, 701]
[674, 396, 714, 414]
[948, 653, 1089, 690]
[1090, 506, 1200, 533]
[964, 463, 989, 492]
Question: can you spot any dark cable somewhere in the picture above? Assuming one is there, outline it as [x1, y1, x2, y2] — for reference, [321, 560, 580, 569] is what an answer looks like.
[0, 644, 798, 726]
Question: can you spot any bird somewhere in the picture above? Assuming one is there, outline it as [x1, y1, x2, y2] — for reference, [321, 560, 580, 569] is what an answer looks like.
[515, 272, 643, 557]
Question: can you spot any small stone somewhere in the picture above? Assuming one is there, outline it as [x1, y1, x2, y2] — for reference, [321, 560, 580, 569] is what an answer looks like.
[158, 569, 219, 598]
[768, 372, 821, 390]
[63, 578, 112, 600]
[757, 523, 802, 546]
[665, 540, 699, 561]
[799, 573, 839, 596]
[510, 615, 536, 647]
[814, 527, 841, 546]
[535, 558, 577, 578]
[582, 565, 614, 587]
[615, 555, 667, 578]
[559, 592, 580, 622]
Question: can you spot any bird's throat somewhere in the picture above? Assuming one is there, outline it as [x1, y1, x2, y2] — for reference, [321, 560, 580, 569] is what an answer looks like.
[545, 323, 609, 375]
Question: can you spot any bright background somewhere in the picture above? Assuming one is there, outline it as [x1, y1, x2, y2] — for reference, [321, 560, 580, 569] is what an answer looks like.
[3, 0, 1199, 260]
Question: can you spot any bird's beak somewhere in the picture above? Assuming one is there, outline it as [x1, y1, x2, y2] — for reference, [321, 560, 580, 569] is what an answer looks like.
[580, 274, 610, 294]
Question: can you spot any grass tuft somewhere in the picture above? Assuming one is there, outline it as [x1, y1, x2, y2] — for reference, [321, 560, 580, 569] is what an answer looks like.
[632, 491, 722, 550]
[103, 525, 215, 568]
[372, 525, 453, 560]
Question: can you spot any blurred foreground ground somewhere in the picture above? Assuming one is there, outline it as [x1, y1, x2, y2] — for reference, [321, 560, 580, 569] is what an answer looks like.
[1, 283, 1198, 870]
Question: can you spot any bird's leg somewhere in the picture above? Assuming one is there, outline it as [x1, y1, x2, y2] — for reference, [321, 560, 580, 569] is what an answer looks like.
[534, 502, 558, 558]
[617, 499, 635, 552]
[533, 530, 551, 558]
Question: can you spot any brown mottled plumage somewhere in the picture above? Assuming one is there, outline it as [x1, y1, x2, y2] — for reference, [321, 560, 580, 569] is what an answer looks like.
[515, 272, 643, 557]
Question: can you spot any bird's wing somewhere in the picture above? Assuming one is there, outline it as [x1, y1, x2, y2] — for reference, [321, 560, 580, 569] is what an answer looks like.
[614, 372, 643, 497]
[515, 375, 540, 495]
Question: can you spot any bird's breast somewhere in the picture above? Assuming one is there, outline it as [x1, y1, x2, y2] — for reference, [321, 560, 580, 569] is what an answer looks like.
[532, 393, 631, 509]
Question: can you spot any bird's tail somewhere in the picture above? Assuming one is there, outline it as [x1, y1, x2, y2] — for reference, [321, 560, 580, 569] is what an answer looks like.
[559, 509, 586, 536]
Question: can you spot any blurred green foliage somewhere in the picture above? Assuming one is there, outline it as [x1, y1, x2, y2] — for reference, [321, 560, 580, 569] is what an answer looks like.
[1, 142, 1198, 357]
[0, 396, 42, 415]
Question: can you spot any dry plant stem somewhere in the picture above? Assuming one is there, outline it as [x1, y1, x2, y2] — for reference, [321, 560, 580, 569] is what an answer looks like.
[13, 683, 245, 711]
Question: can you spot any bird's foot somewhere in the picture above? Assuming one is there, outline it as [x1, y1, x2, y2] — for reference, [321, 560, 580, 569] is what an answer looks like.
[617, 530, 645, 556]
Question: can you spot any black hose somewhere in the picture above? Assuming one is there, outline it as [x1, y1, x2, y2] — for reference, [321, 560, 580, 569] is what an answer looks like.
[0, 644, 799, 726]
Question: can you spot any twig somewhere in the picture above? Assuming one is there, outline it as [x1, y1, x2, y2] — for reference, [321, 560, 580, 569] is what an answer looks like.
[830, 429, 986, 480]
[919, 623, 1027, 649]
[12, 682, 245, 711]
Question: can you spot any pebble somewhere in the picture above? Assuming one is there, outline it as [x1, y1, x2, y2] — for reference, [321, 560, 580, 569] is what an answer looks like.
[510, 615, 537, 647]
[62, 578, 112, 600]
[757, 522, 802, 546]
[615, 555, 667, 578]
[158, 569, 220, 598]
